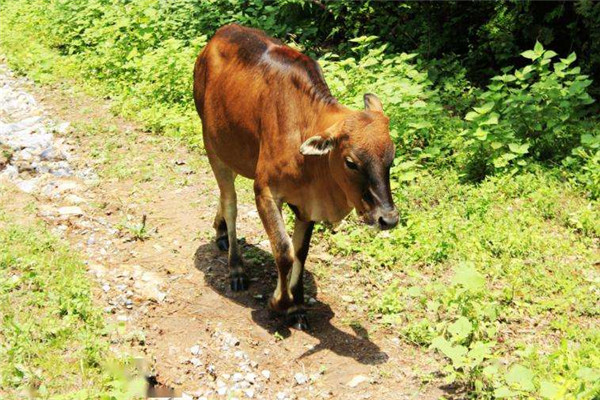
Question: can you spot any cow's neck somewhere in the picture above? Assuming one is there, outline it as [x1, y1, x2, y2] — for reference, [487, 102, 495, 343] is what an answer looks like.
[295, 102, 354, 223]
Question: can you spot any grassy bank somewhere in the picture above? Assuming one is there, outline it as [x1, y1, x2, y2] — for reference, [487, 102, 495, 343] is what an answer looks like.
[0, 190, 142, 398]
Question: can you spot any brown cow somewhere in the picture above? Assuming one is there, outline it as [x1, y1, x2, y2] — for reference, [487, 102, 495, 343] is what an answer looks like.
[193, 24, 398, 330]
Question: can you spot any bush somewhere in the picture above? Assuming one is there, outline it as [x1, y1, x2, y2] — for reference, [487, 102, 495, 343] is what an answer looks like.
[460, 42, 595, 180]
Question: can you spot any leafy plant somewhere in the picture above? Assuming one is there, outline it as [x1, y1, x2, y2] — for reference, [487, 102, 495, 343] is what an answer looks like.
[461, 42, 595, 180]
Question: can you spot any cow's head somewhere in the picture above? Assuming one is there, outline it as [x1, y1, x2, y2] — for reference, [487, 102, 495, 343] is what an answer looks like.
[300, 93, 399, 230]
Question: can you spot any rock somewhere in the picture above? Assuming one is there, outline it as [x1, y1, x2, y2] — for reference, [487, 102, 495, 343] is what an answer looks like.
[232, 372, 244, 382]
[341, 295, 355, 303]
[54, 122, 70, 134]
[294, 373, 308, 385]
[190, 345, 201, 355]
[16, 179, 38, 193]
[1, 164, 18, 179]
[64, 193, 84, 204]
[245, 373, 256, 384]
[261, 370, 270, 380]
[307, 297, 317, 305]
[102, 284, 110, 293]
[346, 375, 369, 388]
[58, 206, 83, 217]
[190, 357, 201, 367]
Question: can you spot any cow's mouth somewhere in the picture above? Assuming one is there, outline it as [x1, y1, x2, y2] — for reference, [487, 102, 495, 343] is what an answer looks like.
[357, 209, 376, 226]
[359, 208, 399, 230]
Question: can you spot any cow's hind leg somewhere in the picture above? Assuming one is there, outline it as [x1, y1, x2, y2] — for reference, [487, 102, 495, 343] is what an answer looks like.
[207, 154, 247, 291]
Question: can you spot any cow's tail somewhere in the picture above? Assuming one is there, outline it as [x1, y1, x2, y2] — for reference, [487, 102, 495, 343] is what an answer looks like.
[193, 46, 208, 119]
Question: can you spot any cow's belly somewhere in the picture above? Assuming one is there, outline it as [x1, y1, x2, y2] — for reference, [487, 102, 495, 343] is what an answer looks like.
[205, 124, 259, 179]
[201, 82, 262, 179]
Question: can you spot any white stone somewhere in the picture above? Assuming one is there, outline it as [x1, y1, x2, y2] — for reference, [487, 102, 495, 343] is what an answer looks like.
[58, 206, 83, 216]
[232, 372, 244, 382]
[346, 375, 368, 388]
[190, 345, 201, 355]
[16, 179, 37, 193]
[294, 372, 308, 385]
[190, 357, 201, 367]
[341, 295, 354, 303]
[245, 373, 256, 383]
[261, 370, 270, 380]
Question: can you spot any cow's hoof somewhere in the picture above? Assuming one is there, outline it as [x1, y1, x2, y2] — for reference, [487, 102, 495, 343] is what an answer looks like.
[288, 310, 309, 331]
[216, 236, 229, 251]
[230, 272, 248, 291]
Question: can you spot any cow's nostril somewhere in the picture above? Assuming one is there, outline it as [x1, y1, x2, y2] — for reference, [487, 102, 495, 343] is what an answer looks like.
[378, 213, 398, 230]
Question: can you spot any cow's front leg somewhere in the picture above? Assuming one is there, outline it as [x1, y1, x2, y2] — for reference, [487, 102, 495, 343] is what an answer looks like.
[287, 217, 314, 330]
[254, 183, 293, 310]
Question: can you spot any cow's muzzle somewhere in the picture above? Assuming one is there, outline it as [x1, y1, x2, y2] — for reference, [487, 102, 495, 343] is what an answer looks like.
[376, 209, 399, 230]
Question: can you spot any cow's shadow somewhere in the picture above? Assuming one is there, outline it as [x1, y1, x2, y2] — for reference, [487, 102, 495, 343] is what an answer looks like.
[194, 240, 388, 365]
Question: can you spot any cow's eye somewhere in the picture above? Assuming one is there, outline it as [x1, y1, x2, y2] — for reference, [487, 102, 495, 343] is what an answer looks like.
[345, 157, 358, 170]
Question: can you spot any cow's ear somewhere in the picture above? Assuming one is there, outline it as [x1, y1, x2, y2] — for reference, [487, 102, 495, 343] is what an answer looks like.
[300, 135, 334, 155]
[364, 93, 383, 112]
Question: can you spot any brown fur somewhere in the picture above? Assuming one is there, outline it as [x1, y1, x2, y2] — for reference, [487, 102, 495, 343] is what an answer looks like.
[193, 24, 398, 326]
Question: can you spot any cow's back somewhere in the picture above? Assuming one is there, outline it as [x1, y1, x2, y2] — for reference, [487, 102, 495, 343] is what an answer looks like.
[193, 24, 337, 180]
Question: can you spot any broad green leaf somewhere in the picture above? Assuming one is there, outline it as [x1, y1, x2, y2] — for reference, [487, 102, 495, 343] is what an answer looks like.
[540, 380, 561, 399]
[521, 50, 537, 60]
[560, 52, 577, 65]
[448, 316, 472, 342]
[491, 141, 503, 150]
[474, 102, 495, 115]
[451, 263, 485, 292]
[431, 336, 467, 365]
[505, 364, 535, 392]
[534, 40, 544, 54]
[408, 121, 433, 130]
[493, 157, 508, 168]
[480, 113, 499, 126]
[398, 171, 417, 182]
[406, 286, 422, 297]
[465, 111, 479, 121]
[543, 50, 558, 59]
[474, 128, 488, 141]
[494, 386, 517, 398]
[482, 364, 499, 379]
[508, 143, 529, 155]
[468, 341, 492, 364]
[576, 367, 600, 382]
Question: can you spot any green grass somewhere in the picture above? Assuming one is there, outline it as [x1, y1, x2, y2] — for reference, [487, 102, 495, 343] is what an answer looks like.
[0, 195, 143, 399]
[316, 170, 600, 398]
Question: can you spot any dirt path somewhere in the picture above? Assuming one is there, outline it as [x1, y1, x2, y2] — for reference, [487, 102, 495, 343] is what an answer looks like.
[0, 61, 446, 399]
